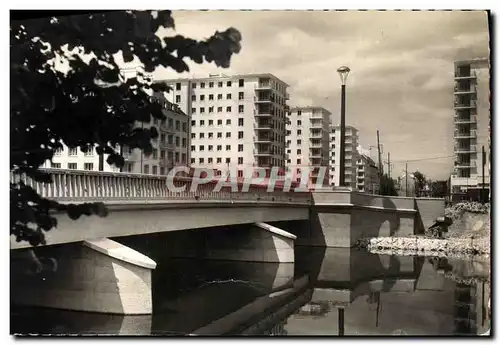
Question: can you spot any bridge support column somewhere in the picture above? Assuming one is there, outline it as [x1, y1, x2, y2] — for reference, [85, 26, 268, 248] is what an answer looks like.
[204, 222, 297, 263]
[11, 238, 157, 315]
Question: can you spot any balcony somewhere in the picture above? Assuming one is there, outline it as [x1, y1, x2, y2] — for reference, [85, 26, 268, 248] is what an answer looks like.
[254, 123, 273, 131]
[454, 100, 477, 109]
[454, 71, 477, 80]
[454, 115, 477, 124]
[255, 136, 273, 143]
[454, 130, 477, 139]
[160, 141, 176, 149]
[255, 110, 273, 117]
[455, 161, 477, 168]
[255, 82, 272, 90]
[254, 149, 272, 156]
[310, 152, 323, 159]
[310, 120, 323, 128]
[309, 131, 323, 139]
[454, 85, 477, 95]
[310, 112, 324, 119]
[454, 145, 477, 153]
[254, 95, 274, 103]
[310, 141, 323, 148]
[285, 92, 290, 100]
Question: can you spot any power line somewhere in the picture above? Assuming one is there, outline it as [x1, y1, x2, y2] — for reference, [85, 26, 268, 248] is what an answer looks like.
[389, 155, 455, 164]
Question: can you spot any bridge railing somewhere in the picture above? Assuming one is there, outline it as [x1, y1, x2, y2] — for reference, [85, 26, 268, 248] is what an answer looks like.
[11, 169, 312, 204]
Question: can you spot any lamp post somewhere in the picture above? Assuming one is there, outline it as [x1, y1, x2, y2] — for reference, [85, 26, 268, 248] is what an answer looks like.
[337, 66, 350, 187]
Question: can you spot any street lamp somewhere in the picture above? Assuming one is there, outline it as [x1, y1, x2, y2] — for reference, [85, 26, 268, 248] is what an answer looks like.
[337, 66, 350, 187]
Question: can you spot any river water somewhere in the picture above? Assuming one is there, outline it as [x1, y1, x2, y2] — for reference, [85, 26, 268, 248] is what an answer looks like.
[10, 242, 490, 336]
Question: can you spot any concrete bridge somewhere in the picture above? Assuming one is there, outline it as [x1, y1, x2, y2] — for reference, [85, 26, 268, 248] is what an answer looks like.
[10, 169, 445, 316]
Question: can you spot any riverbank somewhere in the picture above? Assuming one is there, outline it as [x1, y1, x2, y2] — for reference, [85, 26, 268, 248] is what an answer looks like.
[357, 202, 491, 258]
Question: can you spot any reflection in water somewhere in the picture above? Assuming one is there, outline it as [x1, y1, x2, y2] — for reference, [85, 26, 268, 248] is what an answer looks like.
[10, 242, 490, 336]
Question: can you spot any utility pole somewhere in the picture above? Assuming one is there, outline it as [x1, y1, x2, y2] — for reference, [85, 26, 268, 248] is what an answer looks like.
[387, 152, 391, 178]
[482, 145, 486, 203]
[377, 130, 383, 177]
[405, 161, 408, 197]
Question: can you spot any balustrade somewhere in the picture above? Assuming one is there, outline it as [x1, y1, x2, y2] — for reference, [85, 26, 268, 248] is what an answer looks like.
[11, 169, 312, 204]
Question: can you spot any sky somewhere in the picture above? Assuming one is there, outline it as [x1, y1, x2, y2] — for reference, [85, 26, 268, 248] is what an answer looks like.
[152, 10, 490, 180]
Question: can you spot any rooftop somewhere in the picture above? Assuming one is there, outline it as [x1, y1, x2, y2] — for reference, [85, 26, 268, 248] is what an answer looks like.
[289, 106, 332, 115]
[158, 72, 290, 87]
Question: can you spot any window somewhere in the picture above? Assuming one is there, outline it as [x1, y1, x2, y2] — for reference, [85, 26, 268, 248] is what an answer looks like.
[54, 148, 63, 156]
[226, 119, 231, 125]
[297, 139, 302, 145]
[191, 158, 195, 163]
[200, 120, 205, 126]
[200, 82, 205, 88]
[182, 122, 187, 132]
[200, 145, 205, 151]
[152, 166, 158, 175]
[68, 148, 78, 156]
[199, 158, 204, 164]
[217, 157, 222, 163]
[208, 157, 213, 164]
[209, 94, 214, 100]
[218, 94, 223, 100]
[83, 145, 93, 156]
[182, 138, 187, 147]
[153, 149, 158, 159]
[209, 120, 214, 126]
[226, 157, 231, 163]
[297, 159, 301, 165]
[161, 150, 166, 158]
[226, 106, 232, 112]
[226, 94, 232, 100]
[175, 136, 180, 147]
[51, 162, 61, 168]
[160, 167, 165, 175]
[208, 145, 214, 151]
[175, 152, 179, 163]
[297, 110, 302, 115]
[191, 145, 195, 151]
[218, 82, 223, 87]
[209, 82, 214, 88]
[217, 132, 222, 138]
[168, 135, 173, 144]
[200, 95, 205, 101]
[144, 165, 149, 174]
[200, 133, 205, 139]
[217, 145, 222, 151]
[217, 106, 223, 112]
[207, 132, 212, 139]
[209, 106, 214, 113]
[226, 145, 231, 151]
[297, 129, 302, 135]
[191, 95, 196, 101]
[192, 82, 197, 89]
[227, 81, 232, 87]
[176, 83, 181, 90]
[238, 105, 244, 113]
[217, 119, 222, 126]
[182, 153, 186, 163]
[200, 107, 205, 113]
[238, 157, 243, 164]
[238, 131, 244, 139]
[297, 149, 302, 155]
[175, 95, 181, 103]
[161, 134, 166, 143]
[226, 132, 231, 138]
[297, 120, 302, 126]
[238, 170, 243, 177]
[238, 79, 244, 87]
[191, 120, 196, 126]
[238, 92, 244, 100]
[176, 120, 180, 130]
[238, 118, 244, 126]
[238, 144, 243, 152]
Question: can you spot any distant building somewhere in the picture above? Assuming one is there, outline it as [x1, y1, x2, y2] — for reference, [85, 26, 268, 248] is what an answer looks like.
[450, 58, 490, 201]
[160, 73, 289, 177]
[329, 125, 359, 188]
[286, 106, 331, 186]
[45, 145, 119, 172]
[356, 153, 380, 194]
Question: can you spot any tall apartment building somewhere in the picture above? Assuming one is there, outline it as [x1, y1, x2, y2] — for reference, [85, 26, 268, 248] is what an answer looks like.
[450, 58, 490, 201]
[286, 106, 331, 185]
[329, 125, 359, 188]
[356, 154, 380, 194]
[161, 73, 289, 176]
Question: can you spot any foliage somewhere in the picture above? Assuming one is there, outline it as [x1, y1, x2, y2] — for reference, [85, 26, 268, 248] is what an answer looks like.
[11, 10, 242, 246]
[412, 170, 427, 197]
[379, 174, 398, 196]
[430, 180, 448, 198]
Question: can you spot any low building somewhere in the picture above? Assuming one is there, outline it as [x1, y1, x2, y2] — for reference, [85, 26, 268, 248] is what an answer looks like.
[356, 154, 380, 194]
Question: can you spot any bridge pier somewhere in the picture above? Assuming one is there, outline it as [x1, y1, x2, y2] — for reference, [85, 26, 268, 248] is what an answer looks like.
[11, 238, 157, 315]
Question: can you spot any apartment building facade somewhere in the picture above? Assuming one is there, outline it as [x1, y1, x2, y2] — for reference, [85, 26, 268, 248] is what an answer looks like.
[450, 58, 490, 201]
[329, 125, 359, 188]
[356, 154, 380, 194]
[161, 73, 289, 176]
[45, 146, 120, 172]
[286, 106, 331, 185]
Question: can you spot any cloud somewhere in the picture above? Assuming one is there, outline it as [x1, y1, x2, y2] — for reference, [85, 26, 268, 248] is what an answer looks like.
[153, 10, 489, 180]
